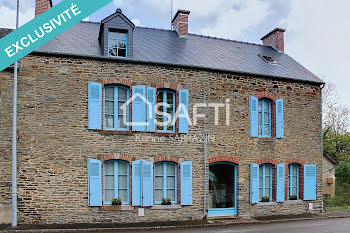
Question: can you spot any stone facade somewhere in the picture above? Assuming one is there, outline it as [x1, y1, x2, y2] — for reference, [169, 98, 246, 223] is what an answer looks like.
[0, 53, 322, 224]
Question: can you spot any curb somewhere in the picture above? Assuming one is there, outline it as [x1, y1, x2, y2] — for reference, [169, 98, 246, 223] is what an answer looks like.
[2, 214, 350, 232]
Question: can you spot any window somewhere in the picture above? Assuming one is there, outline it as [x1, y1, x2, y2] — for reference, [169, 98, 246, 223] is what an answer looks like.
[108, 31, 128, 58]
[104, 85, 129, 131]
[104, 160, 129, 205]
[259, 164, 272, 201]
[288, 164, 299, 199]
[259, 55, 279, 65]
[157, 90, 175, 133]
[258, 99, 271, 137]
[155, 162, 177, 204]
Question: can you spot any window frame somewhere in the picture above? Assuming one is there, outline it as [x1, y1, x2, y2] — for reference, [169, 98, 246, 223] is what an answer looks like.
[259, 164, 273, 201]
[103, 85, 130, 131]
[156, 89, 176, 133]
[103, 160, 130, 205]
[108, 30, 128, 58]
[288, 164, 299, 199]
[258, 98, 272, 138]
[154, 162, 177, 204]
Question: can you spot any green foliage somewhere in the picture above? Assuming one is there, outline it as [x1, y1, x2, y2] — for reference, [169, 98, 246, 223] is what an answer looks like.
[323, 129, 350, 161]
[112, 197, 122, 205]
[324, 183, 350, 208]
[289, 195, 298, 200]
[336, 159, 350, 184]
[162, 198, 172, 205]
[261, 196, 270, 202]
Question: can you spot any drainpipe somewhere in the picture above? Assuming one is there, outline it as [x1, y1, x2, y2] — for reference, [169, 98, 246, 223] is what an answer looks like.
[203, 130, 208, 220]
[12, 0, 20, 227]
[320, 83, 325, 212]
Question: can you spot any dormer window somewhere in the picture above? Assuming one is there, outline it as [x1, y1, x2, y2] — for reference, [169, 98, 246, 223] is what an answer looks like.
[108, 30, 128, 58]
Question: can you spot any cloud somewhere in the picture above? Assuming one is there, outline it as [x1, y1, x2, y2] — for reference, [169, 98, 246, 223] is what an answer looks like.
[284, 0, 350, 109]
[0, 5, 34, 29]
[131, 18, 141, 26]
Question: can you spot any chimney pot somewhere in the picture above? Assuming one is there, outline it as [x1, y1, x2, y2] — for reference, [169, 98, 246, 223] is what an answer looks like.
[171, 9, 190, 37]
[261, 28, 286, 52]
[35, 0, 52, 17]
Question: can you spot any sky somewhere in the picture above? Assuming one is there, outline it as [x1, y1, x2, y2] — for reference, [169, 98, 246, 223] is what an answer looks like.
[0, 0, 350, 110]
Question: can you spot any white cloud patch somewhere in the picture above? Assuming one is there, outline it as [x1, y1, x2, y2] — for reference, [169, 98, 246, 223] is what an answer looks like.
[131, 18, 141, 26]
[0, 5, 34, 29]
[284, 0, 350, 110]
[200, 0, 271, 38]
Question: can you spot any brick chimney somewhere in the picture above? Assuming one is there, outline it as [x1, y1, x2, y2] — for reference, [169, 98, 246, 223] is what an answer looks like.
[171, 9, 190, 37]
[261, 28, 286, 52]
[35, 0, 53, 17]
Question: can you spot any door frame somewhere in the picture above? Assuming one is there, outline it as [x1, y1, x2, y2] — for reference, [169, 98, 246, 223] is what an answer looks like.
[208, 162, 238, 217]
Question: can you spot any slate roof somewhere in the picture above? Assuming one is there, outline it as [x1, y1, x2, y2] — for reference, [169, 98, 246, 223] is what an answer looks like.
[0, 22, 323, 84]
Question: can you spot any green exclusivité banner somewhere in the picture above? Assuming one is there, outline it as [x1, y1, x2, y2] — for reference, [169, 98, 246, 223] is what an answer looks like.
[0, 0, 113, 72]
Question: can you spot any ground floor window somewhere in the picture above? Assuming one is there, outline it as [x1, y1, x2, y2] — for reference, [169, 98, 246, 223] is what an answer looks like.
[104, 160, 129, 204]
[289, 164, 299, 199]
[259, 164, 272, 201]
[155, 162, 177, 204]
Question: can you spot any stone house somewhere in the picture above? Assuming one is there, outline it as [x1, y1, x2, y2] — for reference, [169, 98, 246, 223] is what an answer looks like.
[322, 151, 338, 198]
[0, 0, 324, 225]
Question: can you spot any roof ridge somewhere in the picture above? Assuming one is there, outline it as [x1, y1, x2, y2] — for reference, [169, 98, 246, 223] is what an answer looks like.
[135, 26, 264, 47]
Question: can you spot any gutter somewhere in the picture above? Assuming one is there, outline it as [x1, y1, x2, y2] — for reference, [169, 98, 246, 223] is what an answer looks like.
[30, 50, 325, 86]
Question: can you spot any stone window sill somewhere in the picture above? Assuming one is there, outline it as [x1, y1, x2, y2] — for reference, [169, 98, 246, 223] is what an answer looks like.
[254, 137, 276, 142]
[153, 132, 179, 137]
[100, 205, 134, 211]
[284, 200, 304, 204]
[98, 130, 134, 135]
[255, 202, 278, 206]
[151, 204, 182, 210]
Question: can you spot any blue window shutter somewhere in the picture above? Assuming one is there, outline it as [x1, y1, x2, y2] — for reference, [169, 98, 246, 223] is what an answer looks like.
[88, 82, 102, 130]
[132, 85, 147, 132]
[276, 163, 285, 202]
[181, 161, 193, 205]
[179, 89, 189, 134]
[249, 96, 258, 137]
[276, 98, 284, 138]
[303, 164, 317, 200]
[250, 163, 259, 203]
[146, 87, 156, 132]
[142, 160, 154, 206]
[132, 160, 142, 206]
[88, 159, 102, 206]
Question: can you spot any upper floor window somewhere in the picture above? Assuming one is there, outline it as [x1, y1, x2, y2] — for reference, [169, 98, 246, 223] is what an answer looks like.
[288, 164, 299, 199]
[108, 31, 128, 58]
[157, 89, 175, 133]
[104, 85, 129, 131]
[259, 164, 272, 201]
[155, 162, 177, 204]
[104, 160, 130, 205]
[258, 98, 271, 137]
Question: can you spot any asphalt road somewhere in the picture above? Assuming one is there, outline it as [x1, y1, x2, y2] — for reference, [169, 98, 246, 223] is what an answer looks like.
[120, 217, 350, 233]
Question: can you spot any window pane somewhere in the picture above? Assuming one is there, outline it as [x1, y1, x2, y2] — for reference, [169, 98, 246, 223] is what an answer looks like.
[292, 187, 297, 196]
[265, 165, 270, 175]
[264, 101, 269, 112]
[105, 176, 114, 189]
[259, 188, 262, 199]
[109, 39, 118, 48]
[109, 32, 118, 39]
[109, 47, 117, 56]
[104, 161, 114, 175]
[293, 165, 298, 175]
[155, 164, 163, 176]
[167, 164, 176, 175]
[118, 115, 127, 129]
[259, 177, 263, 188]
[155, 177, 163, 189]
[155, 190, 163, 202]
[118, 88, 127, 101]
[167, 92, 174, 104]
[105, 101, 114, 115]
[118, 33, 127, 41]
[167, 189, 175, 201]
[265, 176, 270, 189]
[167, 177, 175, 189]
[105, 190, 114, 203]
[292, 176, 297, 187]
[118, 102, 127, 115]
[118, 189, 127, 203]
[118, 175, 127, 189]
[265, 188, 270, 198]
[105, 115, 114, 128]
[105, 87, 114, 100]
[157, 91, 164, 103]
[118, 162, 128, 175]
[118, 48, 126, 58]
[118, 40, 127, 49]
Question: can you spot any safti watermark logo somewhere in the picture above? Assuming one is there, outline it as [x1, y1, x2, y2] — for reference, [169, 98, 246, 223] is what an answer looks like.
[120, 93, 231, 127]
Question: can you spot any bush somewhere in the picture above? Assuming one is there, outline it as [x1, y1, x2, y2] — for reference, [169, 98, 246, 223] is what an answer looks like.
[324, 183, 350, 208]
[112, 197, 122, 205]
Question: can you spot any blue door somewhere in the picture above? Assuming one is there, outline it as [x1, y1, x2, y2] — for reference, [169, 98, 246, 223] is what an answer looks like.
[208, 163, 237, 217]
